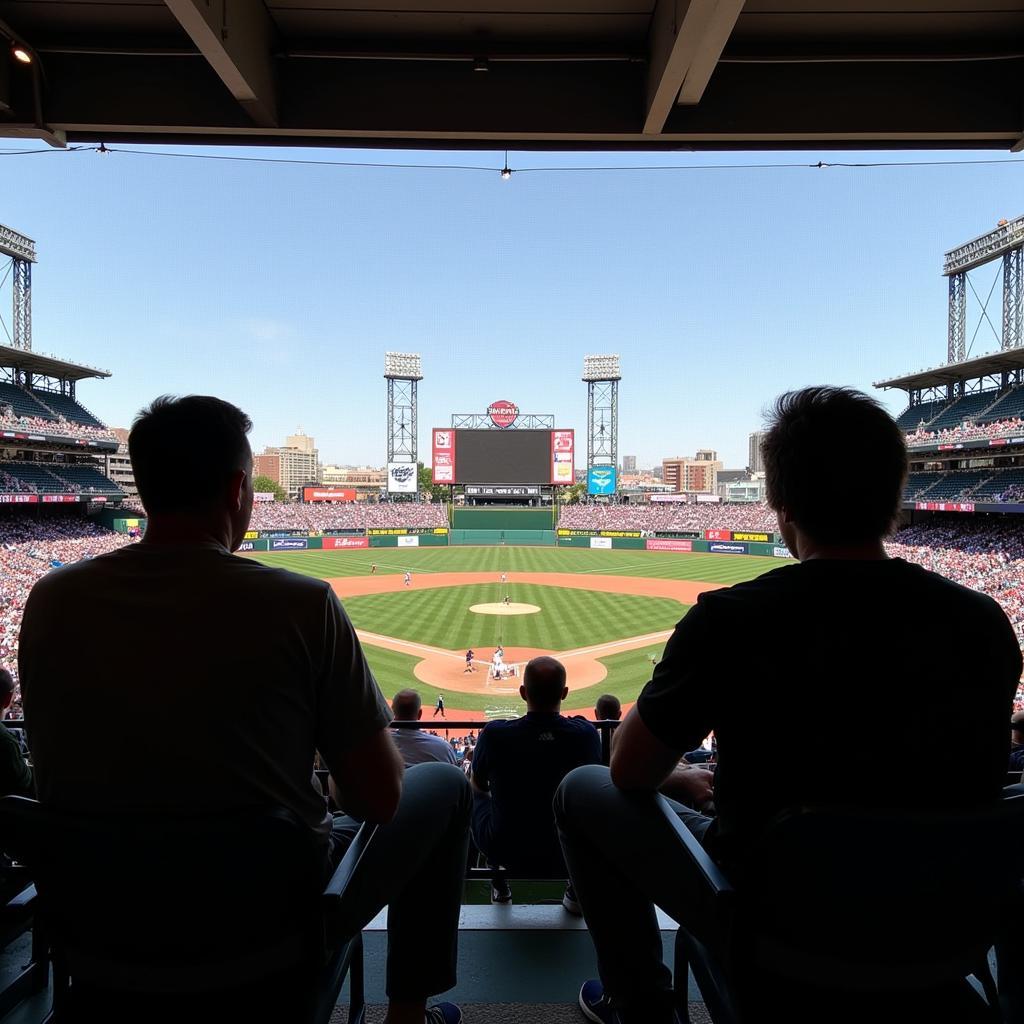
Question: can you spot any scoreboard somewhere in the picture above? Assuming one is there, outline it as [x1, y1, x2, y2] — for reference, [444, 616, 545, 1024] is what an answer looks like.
[432, 428, 574, 485]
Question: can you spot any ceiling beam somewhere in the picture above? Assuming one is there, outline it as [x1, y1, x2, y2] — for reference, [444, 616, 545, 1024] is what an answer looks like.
[164, 0, 278, 127]
[644, 0, 745, 135]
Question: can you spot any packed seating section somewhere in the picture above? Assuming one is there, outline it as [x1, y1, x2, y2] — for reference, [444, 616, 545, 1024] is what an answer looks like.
[0, 462, 123, 496]
[556, 502, 778, 533]
[27, 390, 103, 428]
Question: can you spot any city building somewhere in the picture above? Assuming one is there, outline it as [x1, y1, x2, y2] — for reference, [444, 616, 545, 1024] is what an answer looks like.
[661, 449, 723, 495]
[717, 470, 767, 503]
[622, 455, 637, 473]
[321, 465, 386, 501]
[99, 428, 137, 499]
[748, 431, 766, 475]
[256, 432, 320, 498]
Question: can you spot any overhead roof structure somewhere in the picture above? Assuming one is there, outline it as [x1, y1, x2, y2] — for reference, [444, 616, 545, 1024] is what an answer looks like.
[0, 343, 111, 382]
[874, 349, 1024, 392]
[0, 1, 1023, 151]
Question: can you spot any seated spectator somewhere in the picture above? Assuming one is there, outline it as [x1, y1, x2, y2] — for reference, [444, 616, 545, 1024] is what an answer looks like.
[556, 386, 1022, 1024]
[389, 689, 458, 768]
[594, 694, 621, 721]
[19, 396, 470, 1024]
[1011, 711, 1024, 773]
[0, 668, 31, 797]
[470, 656, 600, 908]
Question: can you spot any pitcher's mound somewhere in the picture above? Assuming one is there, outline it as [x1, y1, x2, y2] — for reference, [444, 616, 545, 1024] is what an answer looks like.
[470, 602, 541, 616]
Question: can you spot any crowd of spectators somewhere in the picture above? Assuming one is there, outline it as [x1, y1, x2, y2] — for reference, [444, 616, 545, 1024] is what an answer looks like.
[556, 501, 778, 534]
[0, 409, 117, 443]
[905, 416, 1024, 447]
[246, 500, 449, 532]
[0, 515, 135, 694]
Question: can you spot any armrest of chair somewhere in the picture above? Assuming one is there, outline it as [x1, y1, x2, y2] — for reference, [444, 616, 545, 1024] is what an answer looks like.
[655, 794, 735, 902]
[322, 823, 378, 910]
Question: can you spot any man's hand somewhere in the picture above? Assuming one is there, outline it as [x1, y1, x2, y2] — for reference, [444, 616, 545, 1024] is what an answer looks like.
[659, 763, 715, 811]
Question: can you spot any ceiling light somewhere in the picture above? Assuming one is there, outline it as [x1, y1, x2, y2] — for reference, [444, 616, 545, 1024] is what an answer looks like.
[473, 57, 489, 72]
[12, 46, 31, 65]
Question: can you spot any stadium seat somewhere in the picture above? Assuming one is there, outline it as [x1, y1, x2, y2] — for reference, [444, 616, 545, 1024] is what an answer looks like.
[0, 797, 376, 1024]
[663, 793, 1024, 1024]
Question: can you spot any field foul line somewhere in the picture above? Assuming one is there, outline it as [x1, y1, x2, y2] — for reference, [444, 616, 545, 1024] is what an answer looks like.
[357, 630, 461, 660]
[365, 561, 443, 574]
[558, 632, 672, 659]
[575, 561, 657, 575]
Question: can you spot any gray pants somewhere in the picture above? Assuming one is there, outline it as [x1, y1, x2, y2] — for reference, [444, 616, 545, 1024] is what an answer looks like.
[329, 762, 472, 1002]
[554, 764, 713, 1016]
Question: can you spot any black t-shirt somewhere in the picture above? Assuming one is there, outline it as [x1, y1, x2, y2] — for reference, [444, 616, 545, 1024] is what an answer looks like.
[473, 712, 601, 864]
[636, 557, 1022, 868]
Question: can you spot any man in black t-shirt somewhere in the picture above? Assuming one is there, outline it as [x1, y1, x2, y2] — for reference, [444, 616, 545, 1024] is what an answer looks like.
[556, 387, 1022, 1024]
[471, 656, 600, 904]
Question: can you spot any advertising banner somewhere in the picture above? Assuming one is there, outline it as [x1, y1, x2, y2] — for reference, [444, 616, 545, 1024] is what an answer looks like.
[587, 465, 617, 496]
[646, 538, 693, 552]
[238, 541, 255, 552]
[557, 529, 642, 539]
[0, 494, 37, 504]
[773, 545, 792, 558]
[303, 487, 356, 503]
[322, 536, 369, 550]
[244, 530, 260, 540]
[649, 494, 690, 503]
[367, 527, 447, 536]
[709, 541, 749, 554]
[464, 485, 540, 497]
[695, 494, 721, 503]
[253, 492, 275, 503]
[387, 463, 418, 494]
[271, 538, 308, 551]
[705, 529, 732, 541]
[550, 430, 575, 485]
[397, 535, 419, 547]
[733, 531, 771, 543]
[589, 536, 613, 549]
[914, 501, 975, 512]
[42, 495, 79, 504]
[432, 428, 455, 484]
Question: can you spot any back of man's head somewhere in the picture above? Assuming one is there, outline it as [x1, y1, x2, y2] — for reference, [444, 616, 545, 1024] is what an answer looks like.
[1012, 710, 1024, 744]
[392, 689, 423, 721]
[762, 387, 907, 545]
[0, 668, 14, 712]
[129, 396, 253, 516]
[595, 694, 621, 721]
[521, 656, 568, 712]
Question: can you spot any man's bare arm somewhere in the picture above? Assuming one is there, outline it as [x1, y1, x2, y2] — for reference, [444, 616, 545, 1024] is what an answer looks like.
[609, 706, 685, 792]
[328, 727, 404, 824]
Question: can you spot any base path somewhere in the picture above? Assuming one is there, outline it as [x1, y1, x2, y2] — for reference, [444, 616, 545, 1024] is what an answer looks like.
[331, 572, 723, 701]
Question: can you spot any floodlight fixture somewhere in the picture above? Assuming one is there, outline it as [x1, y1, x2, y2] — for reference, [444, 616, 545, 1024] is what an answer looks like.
[11, 46, 31, 64]
[582, 354, 621, 381]
[384, 351, 423, 379]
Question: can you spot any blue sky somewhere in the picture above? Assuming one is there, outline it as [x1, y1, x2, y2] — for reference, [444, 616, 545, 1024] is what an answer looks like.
[1, 143, 1021, 468]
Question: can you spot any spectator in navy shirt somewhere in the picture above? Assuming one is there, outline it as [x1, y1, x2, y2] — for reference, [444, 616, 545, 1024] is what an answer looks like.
[470, 656, 600, 909]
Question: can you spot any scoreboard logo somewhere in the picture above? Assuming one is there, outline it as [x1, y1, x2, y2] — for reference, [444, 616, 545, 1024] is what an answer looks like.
[487, 400, 519, 429]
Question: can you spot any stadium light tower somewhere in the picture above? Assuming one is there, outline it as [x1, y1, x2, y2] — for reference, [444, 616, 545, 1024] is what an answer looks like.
[0, 224, 37, 351]
[582, 354, 620, 494]
[384, 351, 422, 484]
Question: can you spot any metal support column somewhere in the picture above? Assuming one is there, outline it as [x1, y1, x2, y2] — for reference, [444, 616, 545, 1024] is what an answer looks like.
[582, 355, 621, 496]
[947, 272, 966, 363]
[384, 352, 422, 498]
[11, 259, 31, 351]
[1002, 247, 1023, 350]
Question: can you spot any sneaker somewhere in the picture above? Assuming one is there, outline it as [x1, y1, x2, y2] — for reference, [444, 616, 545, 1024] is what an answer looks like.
[578, 980, 679, 1024]
[562, 884, 582, 916]
[490, 877, 512, 904]
[578, 980, 616, 1024]
[425, 1003, 463, 1024]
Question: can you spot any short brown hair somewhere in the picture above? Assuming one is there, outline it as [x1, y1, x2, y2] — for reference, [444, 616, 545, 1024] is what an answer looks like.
[762, 387, 907, 544]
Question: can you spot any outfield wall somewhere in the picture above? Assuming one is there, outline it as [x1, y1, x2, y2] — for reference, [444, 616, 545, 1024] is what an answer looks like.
[449, 529, 556, 546]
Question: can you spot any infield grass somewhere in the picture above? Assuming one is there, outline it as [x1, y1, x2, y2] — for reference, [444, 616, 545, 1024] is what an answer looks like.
[249, 546, 784, 711]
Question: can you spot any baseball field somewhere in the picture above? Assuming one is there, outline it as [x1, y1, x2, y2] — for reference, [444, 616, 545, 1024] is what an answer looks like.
[248, 547, 787, 719]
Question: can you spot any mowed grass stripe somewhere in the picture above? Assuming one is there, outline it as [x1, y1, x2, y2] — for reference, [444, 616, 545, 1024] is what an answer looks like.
[251, 545, 787, 584]
[344, 584, 684, 652]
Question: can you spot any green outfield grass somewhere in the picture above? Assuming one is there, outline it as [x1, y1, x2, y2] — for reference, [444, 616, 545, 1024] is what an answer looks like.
[249, 546, 785, 712]
[342, 583, 680, 650]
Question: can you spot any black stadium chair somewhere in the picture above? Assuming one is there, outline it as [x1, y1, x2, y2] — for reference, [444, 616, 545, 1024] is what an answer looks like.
[663, 793, 1024, 1024]
[0, 796, 377, 1024]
